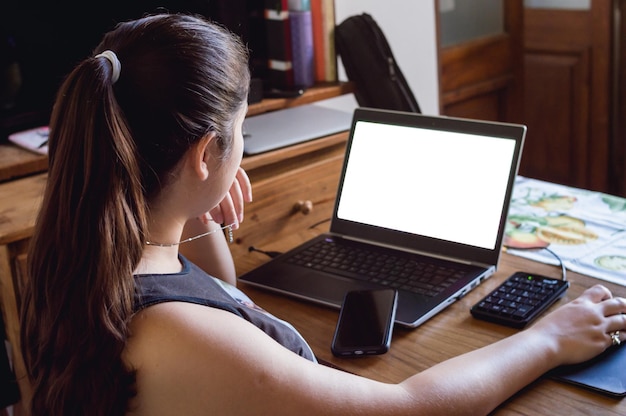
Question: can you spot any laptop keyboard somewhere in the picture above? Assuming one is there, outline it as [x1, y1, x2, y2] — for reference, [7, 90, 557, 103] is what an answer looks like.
[284, 238, 467, 297]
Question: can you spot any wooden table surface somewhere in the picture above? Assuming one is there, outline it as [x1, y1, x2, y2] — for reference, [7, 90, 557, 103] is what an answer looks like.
[233, 225, 626, 416]
[0, 144, 47, 184]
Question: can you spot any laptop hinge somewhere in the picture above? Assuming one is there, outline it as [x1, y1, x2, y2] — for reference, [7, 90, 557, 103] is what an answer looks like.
[333, 233, 491, 268]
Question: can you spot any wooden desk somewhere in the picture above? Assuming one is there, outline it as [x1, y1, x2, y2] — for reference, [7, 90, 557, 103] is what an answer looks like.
[0, 144, 47, 184]
[0, 173, 46, 413]
[235, 228, 626, 416]
[3, 153, 625, 416]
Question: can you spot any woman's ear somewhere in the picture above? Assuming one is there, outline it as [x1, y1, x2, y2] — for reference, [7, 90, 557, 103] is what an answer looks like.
[190, 132, 217, 181]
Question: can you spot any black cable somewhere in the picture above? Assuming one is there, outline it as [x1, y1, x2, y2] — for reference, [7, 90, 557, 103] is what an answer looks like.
[308, 218, 331, 229]
[504, 245, 567, 281]
[543, 247, 567, 281]
[248, 246, 283, 259]
[248, 218, 332, 259]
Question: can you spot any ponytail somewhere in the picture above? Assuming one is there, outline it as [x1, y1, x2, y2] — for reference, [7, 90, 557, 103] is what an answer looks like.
[22, 50, 144, 415]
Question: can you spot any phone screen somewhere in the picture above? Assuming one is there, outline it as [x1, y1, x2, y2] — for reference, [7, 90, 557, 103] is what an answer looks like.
[331, 289, 398, 356]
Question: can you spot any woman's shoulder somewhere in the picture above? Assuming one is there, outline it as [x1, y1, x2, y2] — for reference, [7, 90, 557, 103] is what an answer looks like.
[124, 301, 248, 413]
[123, 301, 326, 415]
[127, 295, 251, 361]
[126, 300, 241, 361]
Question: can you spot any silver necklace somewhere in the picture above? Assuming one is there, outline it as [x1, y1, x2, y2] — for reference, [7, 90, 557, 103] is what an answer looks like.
[145, 223, 234, 247]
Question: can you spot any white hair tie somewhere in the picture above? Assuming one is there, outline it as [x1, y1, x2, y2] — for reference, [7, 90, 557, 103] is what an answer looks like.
[95, 50, 121, 84]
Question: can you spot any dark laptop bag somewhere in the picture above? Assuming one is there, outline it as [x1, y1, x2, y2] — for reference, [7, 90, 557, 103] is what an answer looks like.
[335, 13, 420, 113]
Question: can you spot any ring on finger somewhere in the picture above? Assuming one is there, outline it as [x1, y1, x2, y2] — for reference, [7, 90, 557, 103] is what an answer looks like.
[610, 331, 621, 346]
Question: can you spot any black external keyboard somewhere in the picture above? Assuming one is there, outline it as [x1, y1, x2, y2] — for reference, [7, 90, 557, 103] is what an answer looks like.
[470, 271, 569, 328]
[284, 238, 469, 298]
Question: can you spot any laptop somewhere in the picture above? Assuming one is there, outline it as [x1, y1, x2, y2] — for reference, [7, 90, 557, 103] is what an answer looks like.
[243, 103, 353, 156]
[238, 107, 526, 328]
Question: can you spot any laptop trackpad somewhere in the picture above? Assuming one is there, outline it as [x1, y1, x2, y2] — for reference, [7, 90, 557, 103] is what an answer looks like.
[248, 267, 378, 307]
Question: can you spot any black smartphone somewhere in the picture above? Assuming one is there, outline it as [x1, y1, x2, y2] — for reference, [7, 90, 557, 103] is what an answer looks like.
[331, 289, 398, 357]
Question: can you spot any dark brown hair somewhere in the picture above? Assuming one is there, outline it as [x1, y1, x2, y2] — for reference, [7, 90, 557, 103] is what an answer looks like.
[20, 13, 249, 415]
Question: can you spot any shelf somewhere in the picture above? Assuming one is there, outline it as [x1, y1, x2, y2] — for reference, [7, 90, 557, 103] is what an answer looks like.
[0, 83, 354, 184]
[247, 82, 354, 117]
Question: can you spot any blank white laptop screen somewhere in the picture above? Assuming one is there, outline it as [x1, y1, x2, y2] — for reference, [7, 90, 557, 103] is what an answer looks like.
[336, 120, 517, 250]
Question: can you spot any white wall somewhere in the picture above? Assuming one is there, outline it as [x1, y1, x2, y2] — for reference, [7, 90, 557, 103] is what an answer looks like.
[334, 1, 440, 115]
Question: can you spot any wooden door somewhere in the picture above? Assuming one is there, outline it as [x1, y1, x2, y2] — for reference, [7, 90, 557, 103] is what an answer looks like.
[521, 1, 613, 193]
[437, 0, 524, 124]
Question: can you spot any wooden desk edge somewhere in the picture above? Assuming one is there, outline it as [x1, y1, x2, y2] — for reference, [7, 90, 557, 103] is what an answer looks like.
[0, 173, 47, 245]
[246, 82, 355, 117]
[0, 144, 48, 184]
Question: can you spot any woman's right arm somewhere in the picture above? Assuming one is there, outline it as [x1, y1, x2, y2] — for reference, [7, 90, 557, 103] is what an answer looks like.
[398, 284, 626, 414]
[125, 285, 626, 416]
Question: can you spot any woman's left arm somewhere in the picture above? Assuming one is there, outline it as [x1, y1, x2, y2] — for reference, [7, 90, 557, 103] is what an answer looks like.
[180, 167, 252, 285]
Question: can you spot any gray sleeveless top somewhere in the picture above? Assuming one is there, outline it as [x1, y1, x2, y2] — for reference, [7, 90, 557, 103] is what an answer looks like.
[134, 255, 316, 362]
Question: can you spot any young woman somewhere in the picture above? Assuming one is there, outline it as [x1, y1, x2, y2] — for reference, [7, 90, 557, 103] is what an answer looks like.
[21, 13, 626, 416]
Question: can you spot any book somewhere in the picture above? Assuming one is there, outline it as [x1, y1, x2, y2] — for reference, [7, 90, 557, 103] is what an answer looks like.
[321, 0, 337, 82]
[289, 10, 315, 87]
[246, 2, 269, 82]
[288, 0, 311, 11]
[311, 0, 337, 82]
[310, 0, 326, 82]
[264, 0, 295, 89]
